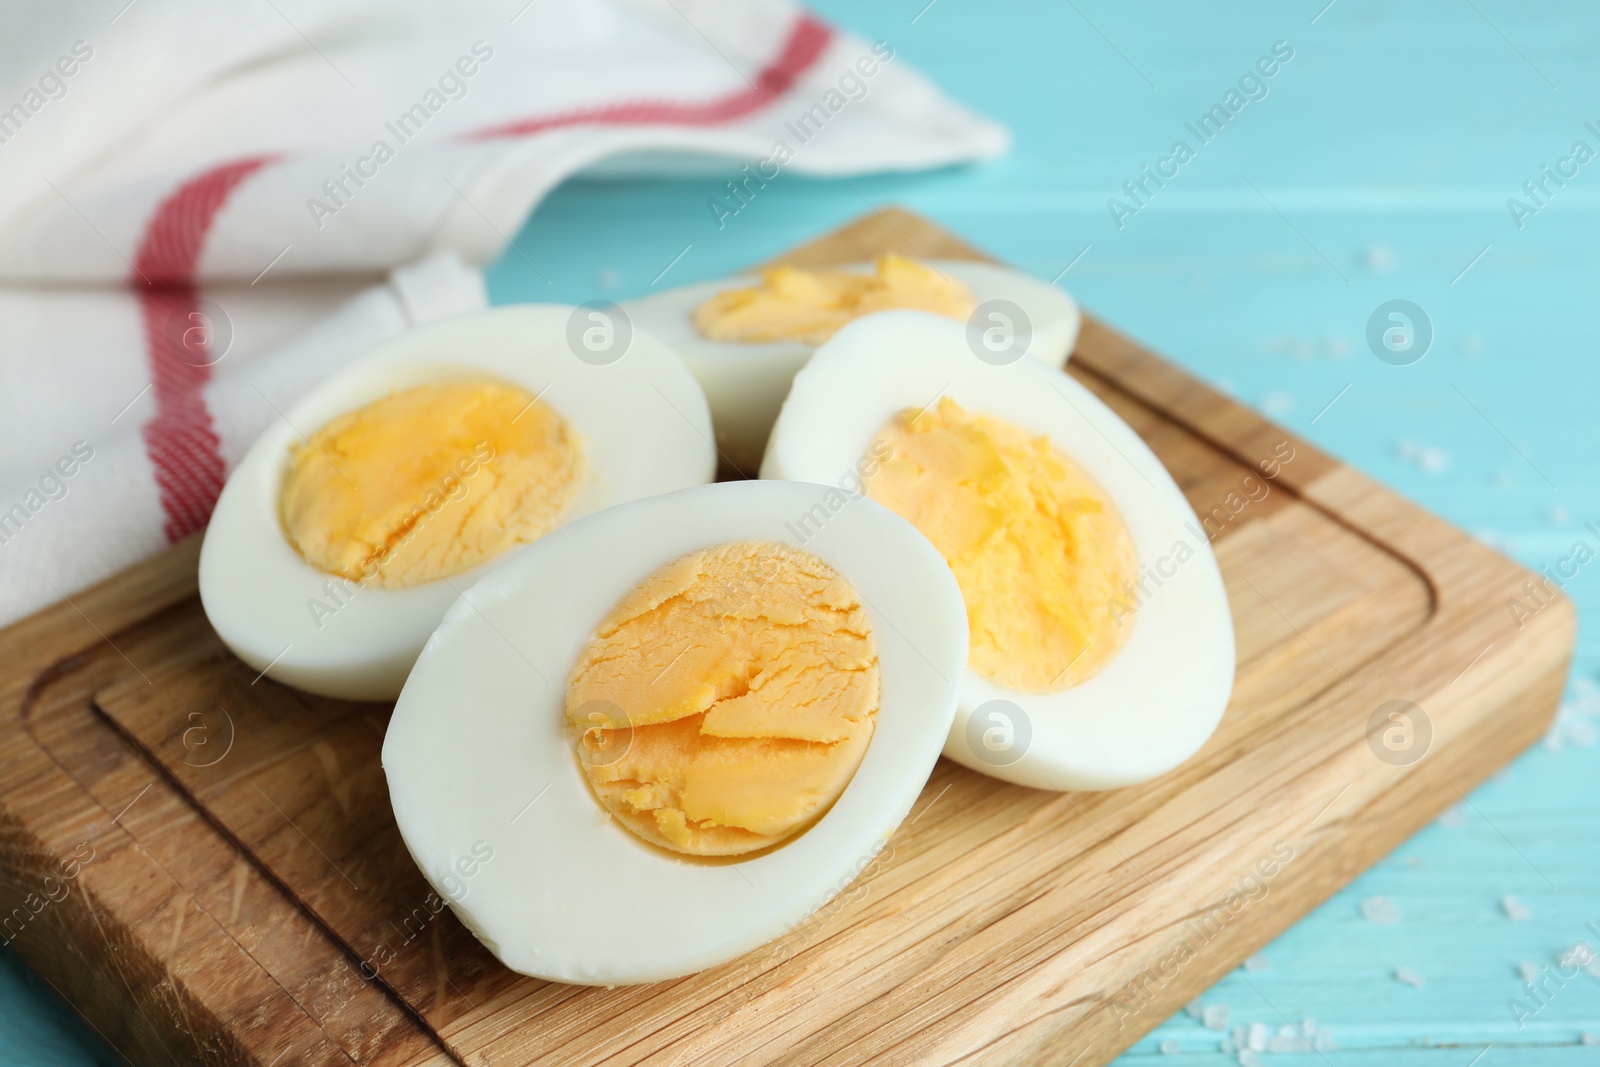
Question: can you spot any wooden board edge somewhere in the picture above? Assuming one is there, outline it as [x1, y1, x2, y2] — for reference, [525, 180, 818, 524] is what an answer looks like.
[1071, 637, 1575, 1066]
[0, 543, 454, 1067]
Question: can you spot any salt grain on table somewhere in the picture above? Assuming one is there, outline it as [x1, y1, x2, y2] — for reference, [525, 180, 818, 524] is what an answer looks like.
[1501, 894, 1531, 921]
[1268, 1031, 1313, 1053]
[1395, 966, 1425, 988]
[1360, 896, 1400, 924]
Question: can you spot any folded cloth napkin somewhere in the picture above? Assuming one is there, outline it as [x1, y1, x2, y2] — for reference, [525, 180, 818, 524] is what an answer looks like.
[0, 0, 1006, 627]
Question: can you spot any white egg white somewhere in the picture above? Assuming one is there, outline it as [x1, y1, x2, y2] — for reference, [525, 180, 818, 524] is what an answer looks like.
[199, 305, 716, 702]
[382, 479, 968, 985]
[622, 260, 1081, 472]
[762, 311, 1235, 792]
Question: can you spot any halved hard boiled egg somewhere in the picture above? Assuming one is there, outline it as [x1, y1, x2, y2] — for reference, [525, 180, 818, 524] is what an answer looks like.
[623, 256, 1081, 471]
[763, 311, 1234, 791]
[200, 306, 716, 701]
[382, 479, 966, 984]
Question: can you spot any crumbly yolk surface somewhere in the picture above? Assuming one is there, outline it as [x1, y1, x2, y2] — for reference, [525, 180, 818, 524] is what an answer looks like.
[279, 380, 581, 589]
[566, 540, 879, 857]
[865, 398, 1137, 693]
[692, 253, 976, 346]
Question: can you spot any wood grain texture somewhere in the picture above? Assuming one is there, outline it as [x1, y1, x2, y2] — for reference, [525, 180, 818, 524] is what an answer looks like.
[0, 211, 1575, 1066]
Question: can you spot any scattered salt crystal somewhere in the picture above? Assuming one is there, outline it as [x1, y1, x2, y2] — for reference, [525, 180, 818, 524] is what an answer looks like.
[1257, 335, 1314, 361]
[1248, 1022, 1268, 1050]
[1360, 896, 1401, 925]
[1547, 678, 1600, 750]
[1220, 1036, 1235, 1053]
[1395, 967, 1425, 988]
[1549, 505, 1570, 526]
[1519, 962, 1540, 984]
[1300, 1018, 1318, 1036]
[1242, 953, 1269, 972]
[1582, 1032, 1600, 1046]
[1395, 440, 1448, 474]
[1566, 677, 1600, 712]
[1232, 1026, 1247, 1049]
[1437, 804, 1468, 827]
[1314, 1031, 1339, 1051]
[1491, 469, 1512, 487]
[1268, 1032, 1313, 1052]
[1203, 1004, 1229, 1031]
[1501, 894, 1531, 921]
[1160, 1039, 1180, 1055]
[1365, 244, 1394, 271]
[1238, 1051, 1264, 1067]
[1326, 336, 1351, 358]
[1184, 999, 1204, 1020]
[1261, 391, 1294, 416]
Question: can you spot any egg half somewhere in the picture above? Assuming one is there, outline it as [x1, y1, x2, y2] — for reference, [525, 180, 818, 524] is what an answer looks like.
[762, 311, 1235, 791]
[623, 257, 1081, 471]
[200, 305, 716, 701]
[382, 479, 967, 984]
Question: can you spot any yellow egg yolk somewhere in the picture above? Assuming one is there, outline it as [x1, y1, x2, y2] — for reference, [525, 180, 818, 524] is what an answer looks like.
[566, 540, 879, 857]
[692, 253, 976, 346]
[864, 397, 1137, 693]
[279, 380, 581, 589]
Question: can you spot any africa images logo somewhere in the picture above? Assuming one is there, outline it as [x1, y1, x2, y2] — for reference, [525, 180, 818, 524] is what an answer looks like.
[306, 41, 495, 229]
[0, 40, 93, 147]
[1107, 41, 1294, 229]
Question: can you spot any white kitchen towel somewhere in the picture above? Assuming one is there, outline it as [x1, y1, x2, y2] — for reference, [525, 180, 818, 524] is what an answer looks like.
[0, 0, 1007, 626]
[0, 255, 488, 628]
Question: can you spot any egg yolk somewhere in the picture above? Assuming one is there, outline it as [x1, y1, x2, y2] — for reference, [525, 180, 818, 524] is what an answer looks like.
[566, 540, 879, 857]
[279, 380, 581, 589]
[864, 398, 1137, 693]
[692, 253, 976, 346]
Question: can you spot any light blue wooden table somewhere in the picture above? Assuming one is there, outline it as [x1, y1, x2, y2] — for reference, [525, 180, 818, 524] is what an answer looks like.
[7, 1, 1596, 1062]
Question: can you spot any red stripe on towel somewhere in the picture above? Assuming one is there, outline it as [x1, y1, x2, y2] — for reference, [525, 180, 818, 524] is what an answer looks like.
[133, 155, 276, 541]
[461, 15, 832, 141]
[128, 14, 833, 539]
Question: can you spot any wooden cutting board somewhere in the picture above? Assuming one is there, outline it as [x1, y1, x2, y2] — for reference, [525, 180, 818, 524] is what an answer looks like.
[0, 210, 1575, 1067]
